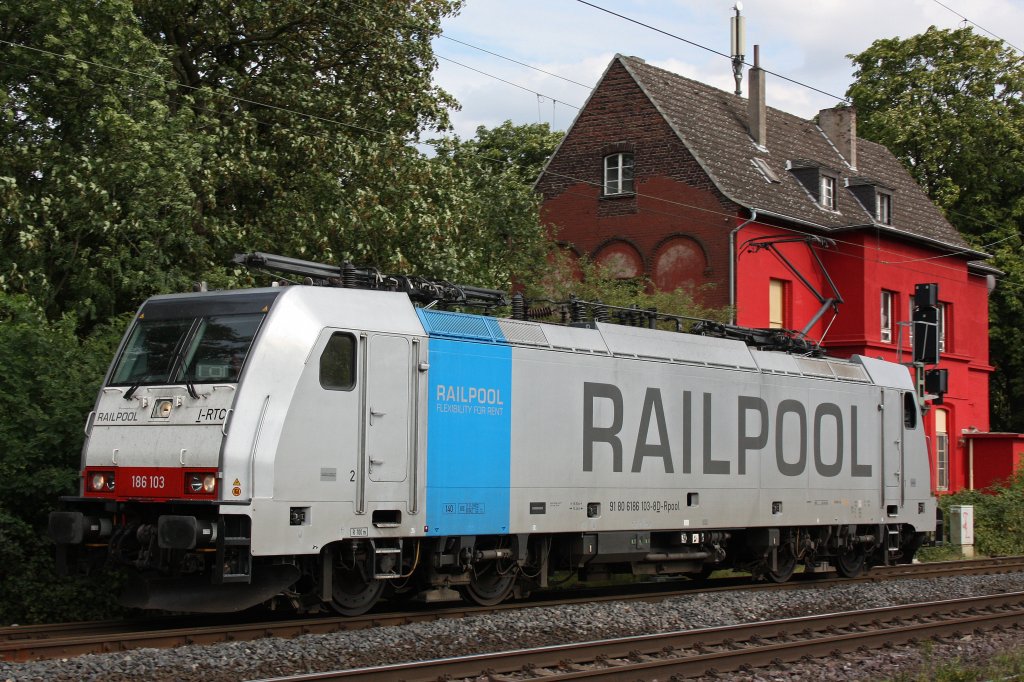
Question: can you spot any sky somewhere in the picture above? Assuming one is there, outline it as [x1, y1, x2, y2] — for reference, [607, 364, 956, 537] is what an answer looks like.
[431, 0, 1024, 140]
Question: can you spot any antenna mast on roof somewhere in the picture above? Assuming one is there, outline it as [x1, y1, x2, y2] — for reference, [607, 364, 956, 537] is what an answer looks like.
[730, 3, 745, 96]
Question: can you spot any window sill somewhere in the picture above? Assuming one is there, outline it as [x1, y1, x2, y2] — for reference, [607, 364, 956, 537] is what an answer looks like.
[600, 192, 636, 200]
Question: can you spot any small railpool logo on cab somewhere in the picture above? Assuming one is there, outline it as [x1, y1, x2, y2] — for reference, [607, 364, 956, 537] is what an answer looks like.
[435, 383, 504, 416]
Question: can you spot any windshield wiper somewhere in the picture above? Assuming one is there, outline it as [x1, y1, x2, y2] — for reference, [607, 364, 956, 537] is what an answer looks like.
[180, 358, 199, 399]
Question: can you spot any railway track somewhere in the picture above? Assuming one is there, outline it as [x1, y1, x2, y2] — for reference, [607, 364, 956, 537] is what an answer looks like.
[3, 555, 1023, 663]
[256, 590, 1024, 681]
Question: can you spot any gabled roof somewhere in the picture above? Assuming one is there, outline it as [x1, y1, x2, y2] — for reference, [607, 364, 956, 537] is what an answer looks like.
[608, 55, 984, 257]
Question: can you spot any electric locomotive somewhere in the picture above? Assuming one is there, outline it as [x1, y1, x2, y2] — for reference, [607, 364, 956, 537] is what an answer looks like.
[50, 252, 937, 614]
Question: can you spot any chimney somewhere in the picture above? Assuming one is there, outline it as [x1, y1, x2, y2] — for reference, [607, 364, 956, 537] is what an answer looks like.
[748, 45, 766, 148]
[818, 106, 857, 169]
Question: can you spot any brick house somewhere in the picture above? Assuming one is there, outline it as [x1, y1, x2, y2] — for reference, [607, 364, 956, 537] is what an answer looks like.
[536, 54, 999, 494]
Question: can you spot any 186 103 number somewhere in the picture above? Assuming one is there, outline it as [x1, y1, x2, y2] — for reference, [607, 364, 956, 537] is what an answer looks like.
[131, 474, 166, 489]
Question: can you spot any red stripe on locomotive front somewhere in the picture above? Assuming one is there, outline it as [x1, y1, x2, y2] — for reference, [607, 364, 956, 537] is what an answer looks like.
[82, 466, 218, 501]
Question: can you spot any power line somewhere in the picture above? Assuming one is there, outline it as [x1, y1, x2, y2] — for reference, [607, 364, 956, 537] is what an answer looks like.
[439, 35, 593, 89]
[573, 0, 851, 104]
[2, 19, 1011, 285]
[929, 0, 1024, 54]
[0, 37, 407, 144]
[2, 35, 993, 281]
[435, 55, 581, 111]
[538, 166, 1003, 282]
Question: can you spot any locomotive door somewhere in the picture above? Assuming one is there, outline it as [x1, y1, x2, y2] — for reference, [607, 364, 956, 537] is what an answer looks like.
[880, 388, 904, 507]
[363, 334, 412, 486]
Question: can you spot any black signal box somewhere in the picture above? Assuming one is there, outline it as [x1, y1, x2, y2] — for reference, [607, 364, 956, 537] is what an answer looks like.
[925, 368, 948, 404]
[912, 304, 939, 364]
[914, 283, 938, 308]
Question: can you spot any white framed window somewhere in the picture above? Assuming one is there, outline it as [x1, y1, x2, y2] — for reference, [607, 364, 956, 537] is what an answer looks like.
[876, 191, 892, 224]
[935, 408, 949, 491]
[603, 153, 635, 195]
[769, 278, 787, 329]
[938, 302, 947, 352]
[880, 290, 894, 343]
[820, 174, 836, 209]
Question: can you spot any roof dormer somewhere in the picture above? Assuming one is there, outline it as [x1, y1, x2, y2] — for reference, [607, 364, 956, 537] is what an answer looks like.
[847, 177, 894, 225]
[787, 160, 841, 211]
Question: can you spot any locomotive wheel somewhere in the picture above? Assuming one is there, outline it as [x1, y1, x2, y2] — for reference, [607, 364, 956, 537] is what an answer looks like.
[463, 566, 516, 606]
[835, 549, 866, 578]
[331, 566, 385, 616]
[765, 547, 797, 583]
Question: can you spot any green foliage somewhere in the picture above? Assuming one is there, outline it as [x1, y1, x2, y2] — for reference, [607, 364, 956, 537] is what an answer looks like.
[938, 469, 1024, 557]
[523, 251, 731, 327]
[913, 543, 961, 563]
[425, 122, 563, 289]
[0, 293, 127, 622]
[444, 120, 565, 185]
[1, 0, 208, 324]
[847, 27, 1024, 431]
[3, 0, 557, 325]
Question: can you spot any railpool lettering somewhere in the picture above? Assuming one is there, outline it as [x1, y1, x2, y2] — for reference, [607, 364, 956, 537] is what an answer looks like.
[582, 382, 873, 477]
[96, 410, 139, 423]
[434, 383, 505, 417]
[436, 384, 504, 405]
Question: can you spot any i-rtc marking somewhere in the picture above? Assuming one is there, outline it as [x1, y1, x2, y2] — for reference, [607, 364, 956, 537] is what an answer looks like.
[195, 408, 229, 423]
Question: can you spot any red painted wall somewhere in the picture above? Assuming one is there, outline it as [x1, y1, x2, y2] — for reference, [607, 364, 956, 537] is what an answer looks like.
[734, 220, 992, 494]
[964, 434, 1024, 490]
[538, 61, 737, 308]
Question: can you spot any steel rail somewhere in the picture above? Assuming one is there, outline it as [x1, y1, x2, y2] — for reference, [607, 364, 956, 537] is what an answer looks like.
[254, 591, 1024, 681]
[4, 555, 1022, 662]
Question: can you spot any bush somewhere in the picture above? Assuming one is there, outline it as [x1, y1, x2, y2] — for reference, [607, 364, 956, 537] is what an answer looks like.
[939, 469, 1024, 557]
[0, 293, 127, 623]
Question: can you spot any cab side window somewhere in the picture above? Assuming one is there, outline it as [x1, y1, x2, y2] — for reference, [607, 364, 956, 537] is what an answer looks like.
[903, 391, 918, 429]
[320, 333, 356, 391]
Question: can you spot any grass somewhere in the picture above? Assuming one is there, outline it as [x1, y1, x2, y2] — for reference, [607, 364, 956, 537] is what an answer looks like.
[884, 643, 1024, 681]
[914, 544, 967, 562]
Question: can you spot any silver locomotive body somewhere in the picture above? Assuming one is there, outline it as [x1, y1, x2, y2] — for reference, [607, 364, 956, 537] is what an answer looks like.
[51, 285, 936, 613]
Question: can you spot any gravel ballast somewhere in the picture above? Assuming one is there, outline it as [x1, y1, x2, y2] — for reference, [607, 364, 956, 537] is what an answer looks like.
[4, 572, 1024, 682]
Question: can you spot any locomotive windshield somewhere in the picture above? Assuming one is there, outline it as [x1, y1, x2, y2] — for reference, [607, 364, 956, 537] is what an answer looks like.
[110, 311, 265, 386]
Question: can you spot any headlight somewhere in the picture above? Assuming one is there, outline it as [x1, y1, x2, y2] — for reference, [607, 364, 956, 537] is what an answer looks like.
[152, 399, 173, 419]
[87, 471, 115, 492]
[185, 472, 217, 495]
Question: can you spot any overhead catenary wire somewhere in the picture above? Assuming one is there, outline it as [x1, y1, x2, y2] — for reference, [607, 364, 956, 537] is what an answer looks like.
[439, 35, 593, 89]
[0, 37, 412, 145]
[573, 0, 851, 104]
[3, 17, 1018, 287]
[435, 55, 580, 111]
[2, 37, 1006, 286]
[929, 0, 1024, 54]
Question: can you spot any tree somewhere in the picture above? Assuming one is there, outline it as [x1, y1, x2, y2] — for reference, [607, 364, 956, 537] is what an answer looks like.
[1, 0, 207, 324]
[425, 121, 564, 288]
[3, 0, 559, 326]
[847, 27, 1024, 431]
[450, 120, 565, 185]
